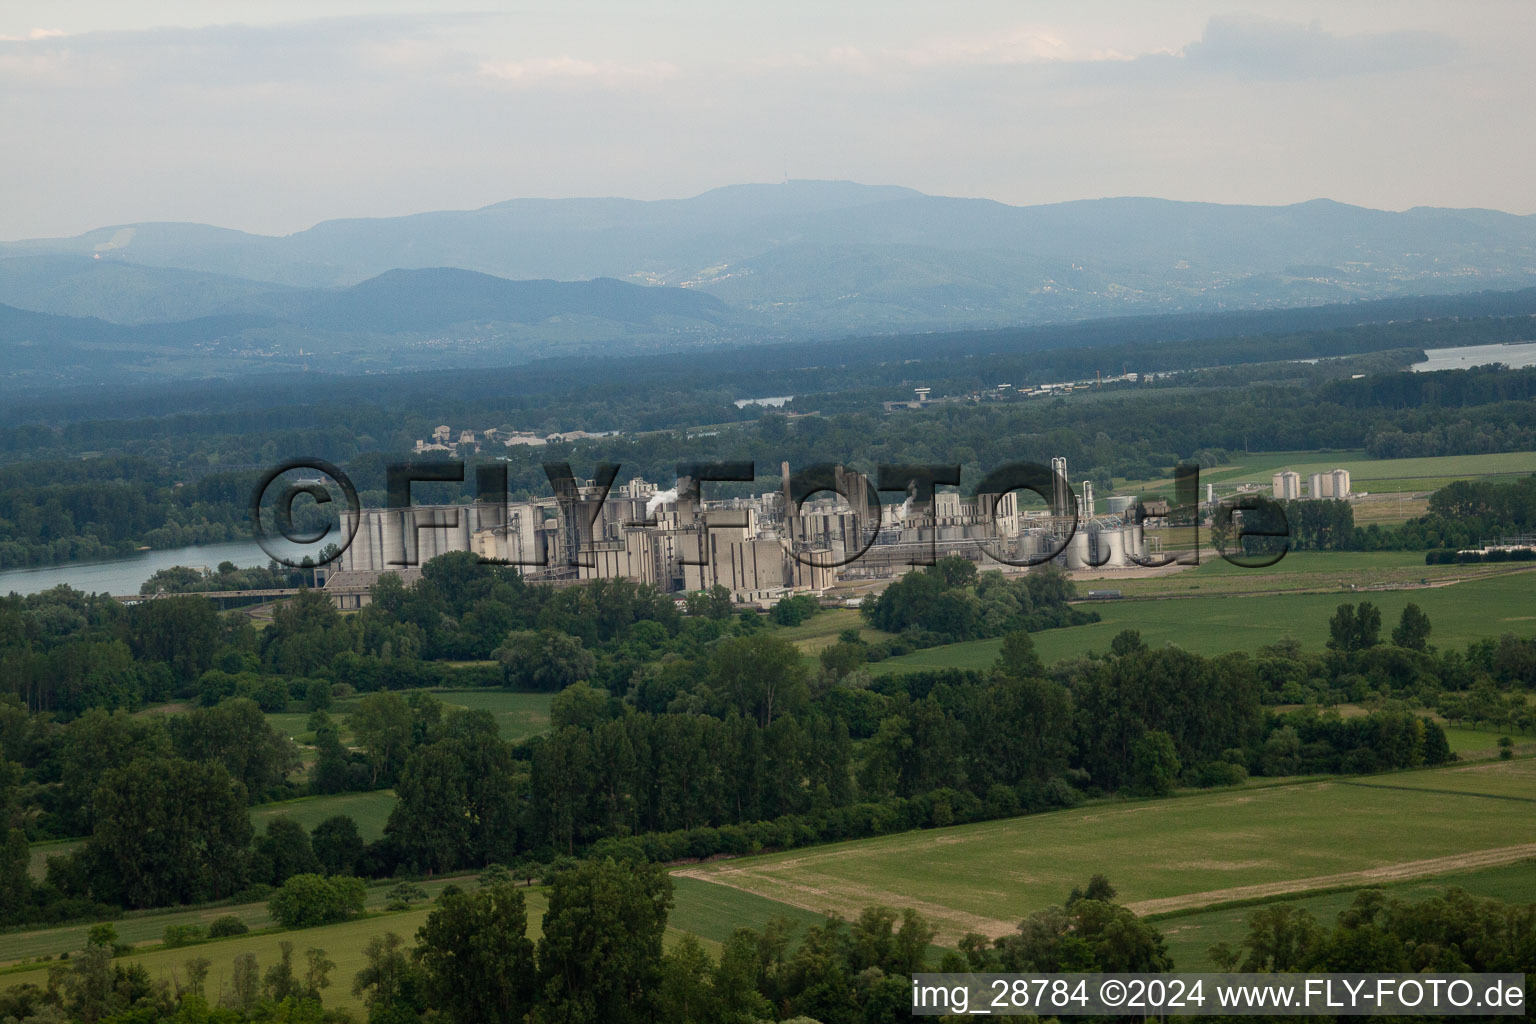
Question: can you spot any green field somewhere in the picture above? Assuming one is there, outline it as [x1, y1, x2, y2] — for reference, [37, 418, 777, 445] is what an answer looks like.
[677, 760, 1536, 945]
[266, 689, 553, 746]
[1123, 450, 1536, 498]
[0, 879, 546, 1014]
[0, 874, 482, 968]
[1095, 551, 1525, 600]
[1157, 857, 1536, 969]
[250, 790, 399, 841]
[871, 570, 1536, 674]
[434, 689, 553, 742]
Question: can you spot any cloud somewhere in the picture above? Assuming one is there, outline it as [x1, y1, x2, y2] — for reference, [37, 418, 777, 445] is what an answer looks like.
[1181, 15, 1456, 81]
[0, 28, 64, 42]
[477, 56, 679, 87]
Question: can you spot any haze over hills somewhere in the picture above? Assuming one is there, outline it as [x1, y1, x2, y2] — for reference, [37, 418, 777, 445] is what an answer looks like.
[3, 181, 1535, 335]
[0, 270, 733, 384]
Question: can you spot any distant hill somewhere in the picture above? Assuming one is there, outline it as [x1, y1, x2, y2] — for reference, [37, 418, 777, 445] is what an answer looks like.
[0, 269, 736, 383]
[285, 269, 733, 333]
[3, 181, 1535, 333]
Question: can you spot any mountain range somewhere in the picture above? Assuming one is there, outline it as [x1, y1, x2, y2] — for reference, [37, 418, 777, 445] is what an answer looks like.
[2, 181, 1535, 382]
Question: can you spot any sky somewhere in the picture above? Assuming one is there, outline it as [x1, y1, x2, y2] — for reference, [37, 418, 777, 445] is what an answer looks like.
[2, 1, 1533, 239]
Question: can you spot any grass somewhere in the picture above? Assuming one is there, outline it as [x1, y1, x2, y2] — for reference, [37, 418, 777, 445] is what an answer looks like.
[433, 690, 553, 743]
[1156, 857, 1536, 969]
[250, 791, 399, 842]
[0, 883, 548, 1014]
[1097, 551, 1523, 600]
[676, 760, 1536, 945]
[0, 874, 481, 968]
[1120, 450, 1536, 497]
[669, 877, 831, 953]
[870, 570, 1536, 674]
[1344, 758, 1536, 801]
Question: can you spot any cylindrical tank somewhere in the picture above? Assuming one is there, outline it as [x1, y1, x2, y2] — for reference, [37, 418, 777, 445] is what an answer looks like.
[382, 509, 404, 570]
[1065, 531, 1091, 569]
[1102, 527, 1127, 566]
[1106, 495, 1136, 516]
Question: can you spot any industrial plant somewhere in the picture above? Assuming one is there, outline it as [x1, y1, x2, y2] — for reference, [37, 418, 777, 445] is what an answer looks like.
[325, 459, 1167, 607]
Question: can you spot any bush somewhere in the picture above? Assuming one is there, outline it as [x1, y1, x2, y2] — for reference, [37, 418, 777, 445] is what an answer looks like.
[267, 873, 367, 928]
[208, 915, 249, 938]
[162, 924, 204, 948]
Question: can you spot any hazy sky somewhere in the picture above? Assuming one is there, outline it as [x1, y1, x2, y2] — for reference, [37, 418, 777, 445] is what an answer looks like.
[3, 1, 1533, 239]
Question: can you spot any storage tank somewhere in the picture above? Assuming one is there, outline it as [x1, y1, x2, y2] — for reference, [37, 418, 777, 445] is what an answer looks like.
[1102, 526, 1127, 567]
[1106, 495, 1136, 516]
[1065, 531, 1091, 569]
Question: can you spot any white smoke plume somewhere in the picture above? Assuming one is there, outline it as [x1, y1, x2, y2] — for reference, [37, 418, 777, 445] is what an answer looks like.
[645, 487, 678, 515]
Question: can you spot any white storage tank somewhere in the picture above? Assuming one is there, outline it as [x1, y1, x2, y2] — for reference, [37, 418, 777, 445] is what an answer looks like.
[1106, 495, 1136, 516]
[1065, 531, 1091, 569]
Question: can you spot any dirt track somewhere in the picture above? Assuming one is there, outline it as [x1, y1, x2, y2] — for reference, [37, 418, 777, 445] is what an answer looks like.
[1125, 843, 1536, 916]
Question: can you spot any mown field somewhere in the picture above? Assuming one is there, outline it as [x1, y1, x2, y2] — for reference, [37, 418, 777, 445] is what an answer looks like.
[675, 759, 1536, 945]
[870, 570, 1536, 674]
[1156, 857, 1536, 969]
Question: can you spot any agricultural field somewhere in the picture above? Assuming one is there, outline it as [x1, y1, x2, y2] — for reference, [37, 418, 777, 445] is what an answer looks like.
[0, 881, 542, 1015]
[871, 570, 1536, 674]
[675, 759, 1536, 945]
[0, 874, 480, 968]
[1156, 857, 1536, 969]
[1121, 450, 1536, 499]
[1090, 550, 1526, 600]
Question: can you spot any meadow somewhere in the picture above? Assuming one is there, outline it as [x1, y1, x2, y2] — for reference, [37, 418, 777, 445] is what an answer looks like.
[870, 570, 1536, 674]
[1156, 857, 1536, 969]
[676, 759, 1536, 945]
[249, 790, 399, 842]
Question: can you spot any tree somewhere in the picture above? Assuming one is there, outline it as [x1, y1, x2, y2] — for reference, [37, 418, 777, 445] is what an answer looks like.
[169, 697, 300, 801]
[1109, 629, 1147, 658]
[496, 629, 597, 692]
[312, 815, 364, 876]
[304, 947, 336, 1001]
[310, 716, 351, 794]
[1391, 603, 1432, 651]
[253, 816, 321, 886]
[353, 931, 424, 1019]
[387, 724, 519, 873]
[707, 634, 809, 727]
[533, 859, 674, 1024]
[350, 691, 414, 786]
[1129, 730, 1181, 797]
[415, 882, 537, 1024]
[263, 940, 302, 1002]
[268, 873, 367, 928]
[1329, 602, 1382, 653]
[997, 630, 1044, 679]
[551, 681, 612, 730]
[85, 756, 251, 908]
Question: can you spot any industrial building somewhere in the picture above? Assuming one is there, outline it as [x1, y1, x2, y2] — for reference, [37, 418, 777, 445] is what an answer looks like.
[325, 458, 1163, 607]
[1272, 470, 1302, 500]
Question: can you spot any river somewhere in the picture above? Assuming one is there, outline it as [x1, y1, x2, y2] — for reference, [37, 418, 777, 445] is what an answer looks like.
[1412, 342, 1536, 372]
[0, 539, 289, 597]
